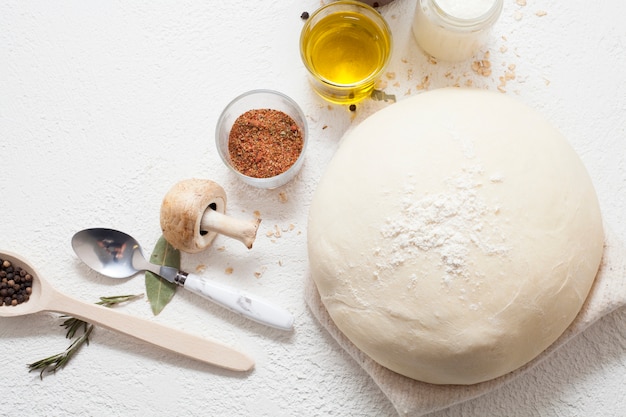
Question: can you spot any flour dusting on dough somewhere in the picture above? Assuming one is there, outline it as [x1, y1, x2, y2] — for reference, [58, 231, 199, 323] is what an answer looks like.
[378, 166, 510, 285]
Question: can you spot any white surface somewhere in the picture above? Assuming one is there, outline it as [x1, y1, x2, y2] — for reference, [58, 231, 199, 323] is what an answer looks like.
[0, 1, 624, 416]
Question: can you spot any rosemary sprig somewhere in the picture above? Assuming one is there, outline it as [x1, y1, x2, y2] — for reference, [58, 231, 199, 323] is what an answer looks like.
[27, 294, 142, 379]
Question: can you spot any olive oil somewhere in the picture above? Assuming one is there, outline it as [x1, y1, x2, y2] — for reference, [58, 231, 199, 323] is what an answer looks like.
[300, 3, 392, 104]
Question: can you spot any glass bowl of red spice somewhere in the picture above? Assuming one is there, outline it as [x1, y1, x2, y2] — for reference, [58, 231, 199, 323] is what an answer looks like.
[216, 89, 308, 189]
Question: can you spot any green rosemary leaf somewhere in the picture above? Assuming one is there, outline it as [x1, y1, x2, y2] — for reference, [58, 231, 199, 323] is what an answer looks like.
[28, 323, 94, 379]
[145, 235, 180, 316]
[62, 318, 87, 339]
[97, 294, 143, 307]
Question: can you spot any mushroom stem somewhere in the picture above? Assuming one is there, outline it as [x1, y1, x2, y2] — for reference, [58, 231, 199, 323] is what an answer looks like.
[201, 208, 261, 249]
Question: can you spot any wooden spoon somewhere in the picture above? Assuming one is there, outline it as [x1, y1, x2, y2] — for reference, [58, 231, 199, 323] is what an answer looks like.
[0, 250, 254, 372]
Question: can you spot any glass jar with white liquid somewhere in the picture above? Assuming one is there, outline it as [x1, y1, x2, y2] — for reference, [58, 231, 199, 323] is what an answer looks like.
[412, 0, 503, 61]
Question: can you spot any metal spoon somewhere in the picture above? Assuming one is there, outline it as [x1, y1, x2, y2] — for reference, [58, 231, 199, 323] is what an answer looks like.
[0, 250, 254, 371]
[71, 228, 294, 331]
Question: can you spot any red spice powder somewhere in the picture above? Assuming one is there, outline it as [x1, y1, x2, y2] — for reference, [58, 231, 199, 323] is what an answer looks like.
[228, 109, 304, 178]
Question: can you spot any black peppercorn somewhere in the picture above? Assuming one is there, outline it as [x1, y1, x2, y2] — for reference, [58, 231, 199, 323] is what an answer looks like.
[0, 258, 33, 307]
[300, 11, 309, 20]
[349, 104, 357, 112]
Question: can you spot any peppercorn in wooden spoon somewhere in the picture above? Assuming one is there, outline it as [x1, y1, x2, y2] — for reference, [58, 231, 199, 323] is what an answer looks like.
[0, 250, 254, 372]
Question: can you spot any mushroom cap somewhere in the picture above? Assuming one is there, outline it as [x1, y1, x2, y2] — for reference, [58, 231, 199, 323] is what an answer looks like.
[160, 178, 227, 253]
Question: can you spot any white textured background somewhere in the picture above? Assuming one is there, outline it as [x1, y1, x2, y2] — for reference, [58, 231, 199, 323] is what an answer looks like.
[1, 1, 625, 416]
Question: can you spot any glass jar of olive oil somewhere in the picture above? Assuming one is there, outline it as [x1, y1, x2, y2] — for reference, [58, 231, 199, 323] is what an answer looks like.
[300, 1, 393, 105]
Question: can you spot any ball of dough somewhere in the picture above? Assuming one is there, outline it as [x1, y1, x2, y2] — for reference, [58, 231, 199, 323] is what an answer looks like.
[307, 89, 604, 385]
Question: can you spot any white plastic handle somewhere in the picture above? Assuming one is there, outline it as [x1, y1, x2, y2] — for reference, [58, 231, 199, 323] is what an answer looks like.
[183, 274, 294, 331]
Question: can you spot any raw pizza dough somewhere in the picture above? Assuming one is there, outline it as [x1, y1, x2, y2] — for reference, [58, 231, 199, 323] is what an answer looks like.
[307, 89, 604, 385]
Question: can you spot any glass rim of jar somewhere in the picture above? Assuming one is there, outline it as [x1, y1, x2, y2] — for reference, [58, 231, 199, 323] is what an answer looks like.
[299, 0, 393, 88]
[428, 0, 503, 30]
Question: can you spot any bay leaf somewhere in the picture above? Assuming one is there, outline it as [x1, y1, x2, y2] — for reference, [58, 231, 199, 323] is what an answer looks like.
[145, 235, 180, 316]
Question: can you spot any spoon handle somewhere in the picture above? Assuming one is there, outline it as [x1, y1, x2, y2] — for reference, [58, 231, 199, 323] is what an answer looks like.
[51, 290, 254, 371]
[183, 274, 294, 331]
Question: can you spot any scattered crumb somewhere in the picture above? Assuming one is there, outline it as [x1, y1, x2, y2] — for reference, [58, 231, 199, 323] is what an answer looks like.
[416, 75, 430, 90]
[385, 72, 396, 80]
[427, 56, 438, 65]
[322, 125, 328, 129]
[375, 78, 389, 89]
[535, 10, 547, 17]
[253, 210, 261, 218]
[514, 10, 523, 21]
[266, 223, 295, 239]
[254, 265, 267, 278]
[500, 45, 508, 53]
[196, 264, 207, 273]
[225, 267, 233, 275]
[217, 246, 226, 252]
[278, 260, 283, 266]
[497, 63, 517, 93]
[464, 79, 473, 87]
[278, 192, 288, 203]
[471, 59, 492, 77]
[516, 0, 526, 6]
[407, 68, 414, 80]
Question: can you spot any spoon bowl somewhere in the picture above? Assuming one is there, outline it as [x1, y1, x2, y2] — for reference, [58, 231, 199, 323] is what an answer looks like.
[0, 249, 254, 371]
[71, 228, 142, 279]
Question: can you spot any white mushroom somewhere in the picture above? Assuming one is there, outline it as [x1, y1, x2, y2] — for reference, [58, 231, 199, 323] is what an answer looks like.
[160, 179, 261, 253]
